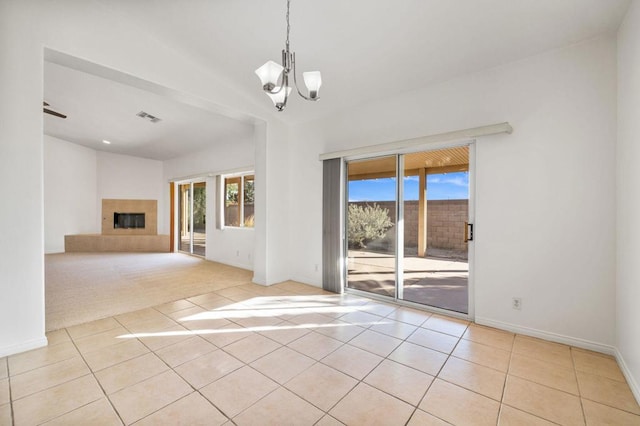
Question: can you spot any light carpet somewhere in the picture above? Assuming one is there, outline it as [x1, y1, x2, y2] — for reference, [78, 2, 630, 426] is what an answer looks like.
[45, 252, 254, 331]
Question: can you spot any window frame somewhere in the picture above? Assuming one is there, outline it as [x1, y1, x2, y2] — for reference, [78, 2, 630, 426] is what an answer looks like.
[221, 171, 255, 229]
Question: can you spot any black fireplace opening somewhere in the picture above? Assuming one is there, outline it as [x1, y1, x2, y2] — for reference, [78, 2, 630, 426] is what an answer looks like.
[114, 212, 145, 229]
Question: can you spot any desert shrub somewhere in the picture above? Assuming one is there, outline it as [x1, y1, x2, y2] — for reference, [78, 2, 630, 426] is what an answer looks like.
[348, 203, 393, 248]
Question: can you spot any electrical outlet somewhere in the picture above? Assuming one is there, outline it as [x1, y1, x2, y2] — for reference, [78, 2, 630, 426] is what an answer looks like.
[512, 297, 522, 310]
[236, 250, 239, 257]
[314, 264, 319, 272]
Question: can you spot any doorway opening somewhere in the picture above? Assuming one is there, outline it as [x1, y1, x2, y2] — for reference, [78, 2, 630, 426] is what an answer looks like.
[346, 145, 471, 314]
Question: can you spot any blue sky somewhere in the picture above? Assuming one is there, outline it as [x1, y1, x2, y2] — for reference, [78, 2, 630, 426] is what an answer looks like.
[348, 171, 469, 201]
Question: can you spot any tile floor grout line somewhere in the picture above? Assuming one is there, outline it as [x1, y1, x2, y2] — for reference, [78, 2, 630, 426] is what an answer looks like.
[181, 308, 277, 425]
[7, 359, 91, 403]
[107, 313, 232, 424]
[128, 293, 292, 424]
[499, 401, 564, 425]
[108, 314, 191, 425]
[222, 366, 296, 423]
[325, 313, 451, 424]
[55, 327, 126, 426]
[221, 331, 284, 366]
[66, 319, 122, 341]
[495, 335, 516, 425]
[39, 396, 112, 426]
[116, 312, 206, 369]
[325, 316, 427, 424]
[282, 331, 347, 361]
[579, 395, 640, 417]
[138, 348, 234, 424]
[505, 366, 593, 397]
[5, 357, 15, 426]
[572, 345, 591, 424]
[414, 323, 493, 423]
[228, 295, 388, 421]
[280, 359, 350, 414]
[500, 338, 586, 425]
[318, 375, 362, 423]
[283, 314, 414, 405]
[37, 280, 640, 424]
[466, 333, 596, 424]
[66, 327, 125, 424]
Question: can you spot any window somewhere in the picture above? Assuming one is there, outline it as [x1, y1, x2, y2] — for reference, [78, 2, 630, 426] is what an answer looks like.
[224, 173, 254, 228]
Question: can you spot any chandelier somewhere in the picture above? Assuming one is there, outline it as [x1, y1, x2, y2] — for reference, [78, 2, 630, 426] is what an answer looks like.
[255, 0, 322, 111]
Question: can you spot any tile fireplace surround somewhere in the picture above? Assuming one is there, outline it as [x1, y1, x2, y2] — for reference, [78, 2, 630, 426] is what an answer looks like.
[64, 199, 169, 252]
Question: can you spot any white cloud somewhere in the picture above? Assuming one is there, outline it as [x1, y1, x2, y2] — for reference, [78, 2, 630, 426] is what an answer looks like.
[427, 172, 468, 187]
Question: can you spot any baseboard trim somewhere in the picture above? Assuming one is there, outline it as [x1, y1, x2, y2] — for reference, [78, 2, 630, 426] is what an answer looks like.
[0, 336, 48, 358]
[289, 275, 321, 288]
[210, 259, 253, 272]
[475, 316, 616, 355]
[252, 274, 267, 286]
[614, 348, 640, 405]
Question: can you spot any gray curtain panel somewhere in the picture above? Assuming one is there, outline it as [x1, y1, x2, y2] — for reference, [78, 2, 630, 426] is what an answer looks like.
[322, 158, 343, 293]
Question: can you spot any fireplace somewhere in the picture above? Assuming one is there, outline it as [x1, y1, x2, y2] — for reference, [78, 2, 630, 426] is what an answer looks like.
[65, 199, 167, 252]
[113, 212, 145, 229]
[102, 199, 157, 235]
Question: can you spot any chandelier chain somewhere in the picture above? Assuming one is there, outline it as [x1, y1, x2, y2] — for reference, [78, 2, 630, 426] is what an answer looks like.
[255, 0, 320, 110]
[286, 0, 291, 50]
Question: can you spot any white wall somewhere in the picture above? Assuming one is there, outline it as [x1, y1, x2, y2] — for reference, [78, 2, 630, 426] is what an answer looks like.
[44, 135, 98, 253]
[161, 137, 255, 189]
[44, 139, 167, 253]
[288, 125, 324, 286]
[162, 125, 292, 282]
[0, 1, 50, 354]
[163, 137, 256, 270]
[256, 120, 291, 284]
[617, 0, 640, 401]
[207, 176, 255, 270]
[96, 151, 164, 231]
[290, 36, 618, 350]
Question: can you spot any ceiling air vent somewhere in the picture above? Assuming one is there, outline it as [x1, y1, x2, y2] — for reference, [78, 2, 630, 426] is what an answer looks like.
[136, 111, 162, 123]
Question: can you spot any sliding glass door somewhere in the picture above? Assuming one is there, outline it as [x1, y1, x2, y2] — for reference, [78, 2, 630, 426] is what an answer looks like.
[178, 183, 191, 253]
[346, 156, 397, 298]
[401, 148, 470, 313]
[178, 181, 206, 256]
[345, 146, 471, 314]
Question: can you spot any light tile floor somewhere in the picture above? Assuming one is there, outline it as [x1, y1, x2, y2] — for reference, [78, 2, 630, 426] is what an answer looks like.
[2, 281, 639, 425]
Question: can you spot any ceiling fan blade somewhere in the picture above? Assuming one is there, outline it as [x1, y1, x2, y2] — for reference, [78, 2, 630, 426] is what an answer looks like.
[43, 108, 67, 119]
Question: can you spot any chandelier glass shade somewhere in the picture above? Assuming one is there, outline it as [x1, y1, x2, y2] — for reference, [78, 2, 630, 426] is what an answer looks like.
[255, 0, 322, 111]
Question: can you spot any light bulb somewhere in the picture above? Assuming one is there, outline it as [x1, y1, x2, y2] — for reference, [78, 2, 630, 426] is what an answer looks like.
[303, 71, 322, 99]
[265, 86, 292, 111]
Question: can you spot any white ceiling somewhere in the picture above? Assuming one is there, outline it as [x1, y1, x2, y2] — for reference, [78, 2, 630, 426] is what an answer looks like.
[45, 0, 630, 160]
[44, 62, 255, 161]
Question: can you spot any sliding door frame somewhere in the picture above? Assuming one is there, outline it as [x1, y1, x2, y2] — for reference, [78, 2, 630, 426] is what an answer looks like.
[342, 140, 476, 321]
[173, 178, 207, 257]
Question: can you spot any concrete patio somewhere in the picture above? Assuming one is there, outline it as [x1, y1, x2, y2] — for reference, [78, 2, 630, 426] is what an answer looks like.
[347, 250, 468, 314]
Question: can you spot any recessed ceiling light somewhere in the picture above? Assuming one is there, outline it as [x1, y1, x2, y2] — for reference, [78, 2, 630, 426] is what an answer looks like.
[102, 140, 111, 145]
